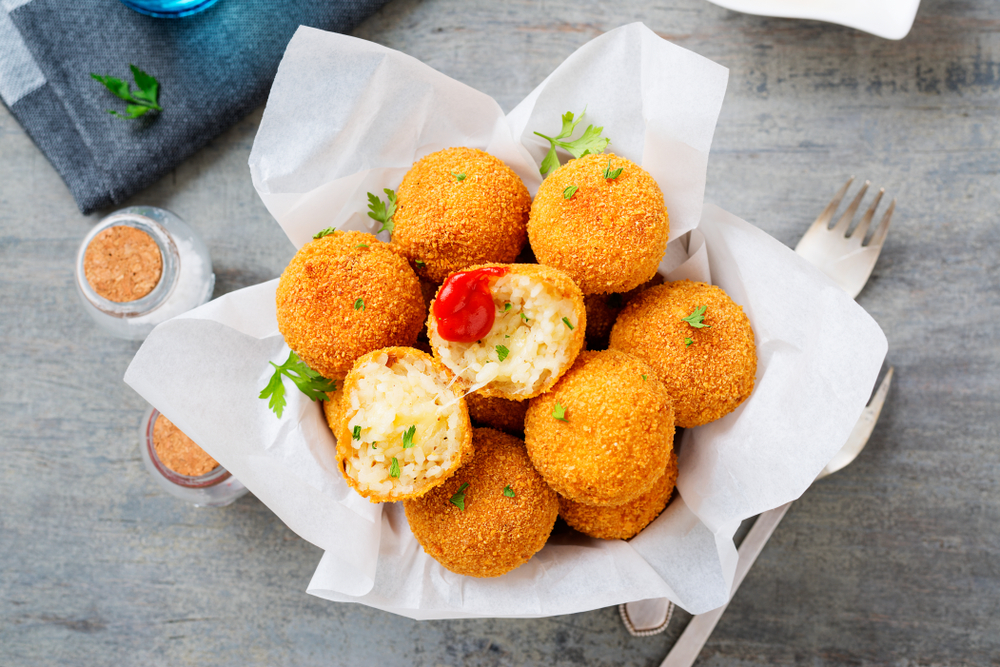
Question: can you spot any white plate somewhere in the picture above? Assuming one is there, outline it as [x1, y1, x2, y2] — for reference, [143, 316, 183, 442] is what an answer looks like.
[706, 0, 920, 40]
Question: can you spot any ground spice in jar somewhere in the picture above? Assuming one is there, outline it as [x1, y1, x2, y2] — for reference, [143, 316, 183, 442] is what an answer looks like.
[152, 414, 219, 477]
[83, 226, 162, 302]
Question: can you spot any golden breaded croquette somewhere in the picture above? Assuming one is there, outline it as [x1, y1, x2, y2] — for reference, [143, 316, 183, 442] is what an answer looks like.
[558, 449, 678, 540]
[404, 428, 558, 577]
[392, 147, 532, 284]
[465, 391, 528, 434]
[276, 231, 425, 379]
[321, 373, 347, 433]
[584, 273, 664, 350]
[609, 280, 756, 428]
[528, 153, 669, 294]
[524, 350, 675, 506]
[428, 263, 586, 400]
[335, 347, 472, 503]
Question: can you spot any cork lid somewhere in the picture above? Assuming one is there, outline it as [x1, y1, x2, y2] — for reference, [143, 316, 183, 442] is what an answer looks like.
[84, 226, 162, 302]
[152, 414, 219, 477]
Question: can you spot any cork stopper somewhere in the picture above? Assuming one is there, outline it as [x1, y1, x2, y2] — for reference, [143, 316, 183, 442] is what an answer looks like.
[84, 226, 162, 302]
[152, 414, 219, 477]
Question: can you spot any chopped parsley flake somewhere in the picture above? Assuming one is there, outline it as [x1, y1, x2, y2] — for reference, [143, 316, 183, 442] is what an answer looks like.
[402, 425, 416, 449]
[642, 374, 647, 381]
[355, 243, 369, 249]
[352, 425, 361, 440]
[603, 159, 623, 180]
[313, 227, 338, 239]
[681, 305, 710, 329]
[503, 485, 515, 498]
[415, 259, 426, 268]
[563, 185, 578, 199]
[504, 302, 512, 312]
[450, 482, 469, 510]
[562, 317, 575, 330]
[354, 298, 365, 311]
[520, 312, 530, 323]
[685, 337, 694, 347]
[389, 457, 400, 478]
[451, 171, 466, 181]
[496, 345, 510, 362]
[552, 402, 568, 422]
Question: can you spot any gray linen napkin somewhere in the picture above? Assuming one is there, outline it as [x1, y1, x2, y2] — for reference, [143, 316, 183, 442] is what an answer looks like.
[0, 0, 389, 214]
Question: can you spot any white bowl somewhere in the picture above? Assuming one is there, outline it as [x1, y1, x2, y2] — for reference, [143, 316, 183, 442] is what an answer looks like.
[706, 0, 921, 40]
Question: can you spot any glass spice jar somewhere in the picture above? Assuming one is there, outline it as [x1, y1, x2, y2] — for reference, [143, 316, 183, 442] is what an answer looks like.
[139, 406, 248, 507]
[75, 206, 214, 341]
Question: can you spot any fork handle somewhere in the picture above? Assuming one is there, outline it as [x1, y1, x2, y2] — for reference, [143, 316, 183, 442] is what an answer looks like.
[660, 501, 794, 667]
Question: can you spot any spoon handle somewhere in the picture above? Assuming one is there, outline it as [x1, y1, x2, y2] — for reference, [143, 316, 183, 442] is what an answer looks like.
[660, 501, 794, 667]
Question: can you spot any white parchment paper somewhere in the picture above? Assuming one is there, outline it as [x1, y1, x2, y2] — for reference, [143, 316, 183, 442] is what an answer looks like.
[124, 23, 887, 618]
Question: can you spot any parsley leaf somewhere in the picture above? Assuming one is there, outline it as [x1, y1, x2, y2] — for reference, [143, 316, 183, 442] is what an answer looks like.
[562, 317, 575, 330]
[313, 227, 338, 239]
[563, 185, 578, 199]
[503, 485, 515, 498]
[603, 159, 623, 180]
[415, 259, 426, 268]
[355, 243, 369, 249]
[450, 482, 469, 510]
[352, 425, 362, 440]
[402, 425, 416, 449]
[389, 457, 400, 478]
[520, 312, 530, 323]
[259, 351, 337, 418]
[451, 171, 466, 181]
[681, 305, 711, 329]
[91, 65, 163, 119]
[552, 402, 568, 422]
[685, 337, 694, 347]
[641, 374, 647, 381]
[504, 302, 512, 312]
[354, 298, 365, 311]
[496, 345, 510, 362]
[367, 188, 397, 235]
[534, 109, 611, 175]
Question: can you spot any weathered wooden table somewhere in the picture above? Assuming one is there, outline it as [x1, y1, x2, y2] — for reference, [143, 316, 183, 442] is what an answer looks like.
[2, 0, 998, 664]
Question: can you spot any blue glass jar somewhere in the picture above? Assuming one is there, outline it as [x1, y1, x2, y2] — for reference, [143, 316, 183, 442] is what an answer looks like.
[118, 0, 221, 18]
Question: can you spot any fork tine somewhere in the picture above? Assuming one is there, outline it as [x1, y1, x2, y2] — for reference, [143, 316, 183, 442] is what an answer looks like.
[868, 198, 895, 248]
[849, 187, 885, 241]
[810, 176, 855, 231]
[831, 180, 870, 234]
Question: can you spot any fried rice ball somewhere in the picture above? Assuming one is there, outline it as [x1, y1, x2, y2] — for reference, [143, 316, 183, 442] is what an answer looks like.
[404, 428, 558, 577]
[335, 347, 472, 503]
[392, 147, 532, 284]
[558, 449, 678, 540]
[465, 391, 528, 434]
[609, 280, 757, 428]
[276, 231, 425, 379]
[528, 153, 669, 294]
[428, 263, 586, 400]
[584, 273, 665, 350]
[524, 350, 675, 506]
[321, 373, 347, 433]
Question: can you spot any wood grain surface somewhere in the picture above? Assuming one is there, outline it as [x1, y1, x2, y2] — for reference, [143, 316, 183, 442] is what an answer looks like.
[2, 0, 998, 665]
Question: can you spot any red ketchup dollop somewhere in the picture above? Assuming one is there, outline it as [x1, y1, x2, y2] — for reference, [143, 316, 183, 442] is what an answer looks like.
[432, 267, 510, 343]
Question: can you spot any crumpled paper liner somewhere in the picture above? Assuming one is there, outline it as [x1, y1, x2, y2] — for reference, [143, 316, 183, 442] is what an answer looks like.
[124, 23, 886, 618]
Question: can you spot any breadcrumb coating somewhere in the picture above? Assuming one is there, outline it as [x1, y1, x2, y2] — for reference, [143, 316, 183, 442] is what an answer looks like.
[528, 153, 669, 294]
[558, 449, 678, 540]
[524, 350, 675, 506]
[465, 391, 528, 435]
[609, 280, 757, 428]
[584, 273, 664, 351]
[404, 428, 558, 578]
[276, 231, 425, 378]
[392, 147, 532, 284]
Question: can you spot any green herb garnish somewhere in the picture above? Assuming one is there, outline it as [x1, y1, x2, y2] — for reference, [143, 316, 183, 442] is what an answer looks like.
[685, 337, 694, 347]
[552, 402, 568, 422]
[313, 227, 338, 239]
[642, 374, 647, 381]
[503, 485, 515, 498]
[259, 351, 337, 418]
[563, 185, 578, 199]
[496, 345, 510, 362]
[450, 482, 470, 510]
[562, 317, 575, 330]
[603, 159, 623, 180]
[389, 457, 400, 478]
[90, 65, 162, 119]
[681, 305, 710, 329]
[354, 298, 365, 311]
[367, 188, 397, 235]
[355, 243, 369, 249]
[415, 259, 426, 268]
[402, 425, 416, 449]
[520, 313, 530, 323]
[452, 171, 466, 181]
[352, 425, 362, 440]
[534, 109, 611, 175]
[504, 302, 512, 312]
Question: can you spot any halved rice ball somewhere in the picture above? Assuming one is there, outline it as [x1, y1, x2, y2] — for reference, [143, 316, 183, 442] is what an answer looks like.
[335, 347, 472, 503]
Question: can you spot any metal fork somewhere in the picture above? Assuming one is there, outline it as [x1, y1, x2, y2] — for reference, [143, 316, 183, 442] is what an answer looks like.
[623, 178, 896, 652]
[794, 177, 895, 299]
